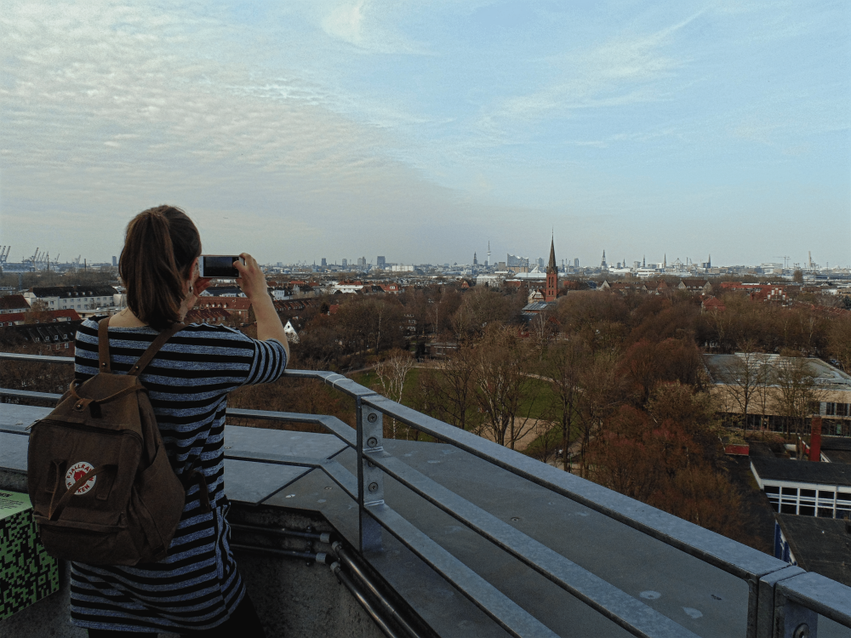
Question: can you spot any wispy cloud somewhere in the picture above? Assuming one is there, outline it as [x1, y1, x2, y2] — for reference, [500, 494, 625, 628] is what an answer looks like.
[320, 0, 432, 55]
[1, 0, 848, 266]
[493, 9, 705, 123]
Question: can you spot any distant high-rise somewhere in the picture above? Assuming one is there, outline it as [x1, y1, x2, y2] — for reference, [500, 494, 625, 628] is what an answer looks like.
[601, 250, 607, 269]
[574, 258, 579, 268]
[321, 257, 327, 267]
[112, 256, 117, 267]
[487, 241, 491, 267]
[377, 256, 386, 269]
[473, 252, 478, 266]
[342, 258, 348, 268]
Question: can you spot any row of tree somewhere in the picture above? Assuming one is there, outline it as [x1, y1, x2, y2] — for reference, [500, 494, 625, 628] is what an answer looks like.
[284, 283, 851, 372]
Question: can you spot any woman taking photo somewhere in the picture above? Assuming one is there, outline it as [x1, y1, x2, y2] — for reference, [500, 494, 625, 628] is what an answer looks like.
[71, 205, 288, 637]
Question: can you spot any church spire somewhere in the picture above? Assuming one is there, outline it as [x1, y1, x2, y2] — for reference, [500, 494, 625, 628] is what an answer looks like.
[547, 234, 557, 273]
[545, 234, 558, 302]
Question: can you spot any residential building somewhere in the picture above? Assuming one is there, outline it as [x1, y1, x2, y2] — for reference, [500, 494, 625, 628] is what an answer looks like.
[195, 297, 252, 323]
[0, 295, 30, 314]
[0, 318, 82, 354]
[0, 309, 80, 328]
[704, 354, 851, 434]
[24, 286, 119, 312]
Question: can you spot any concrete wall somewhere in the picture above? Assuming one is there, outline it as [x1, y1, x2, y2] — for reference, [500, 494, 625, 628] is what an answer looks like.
[0, 494, 385, 638]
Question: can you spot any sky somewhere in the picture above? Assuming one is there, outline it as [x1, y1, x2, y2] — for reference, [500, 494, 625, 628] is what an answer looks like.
[1, 0, 849, 269]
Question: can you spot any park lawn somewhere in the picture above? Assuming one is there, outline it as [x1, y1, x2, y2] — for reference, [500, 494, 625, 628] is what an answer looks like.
[352, 366, 585, 451]
[516, 377, 556, 421]
[351, 367, 424, 406]
[353, 367, 554, 421]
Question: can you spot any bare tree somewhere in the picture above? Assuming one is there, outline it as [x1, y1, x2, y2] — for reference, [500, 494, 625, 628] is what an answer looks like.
[575, 351, 622, 478]
[374, 349, 415, 439]
[24, 300, 52, 324]
[723, 344, 770, 429]
[542, 337, 590, 472]
[827, 315, 851, 372]
[415, 345, 479, 433]
[771, 357, 826, 438]
[472, 326, 539, 450]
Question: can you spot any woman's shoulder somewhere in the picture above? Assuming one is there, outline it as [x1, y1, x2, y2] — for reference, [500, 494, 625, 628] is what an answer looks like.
[179, 322, 249, 338]
[173, 322, 256, 348]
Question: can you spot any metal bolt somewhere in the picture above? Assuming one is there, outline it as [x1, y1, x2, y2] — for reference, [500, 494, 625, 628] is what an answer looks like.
[367, 437, 378, 447]
[368, 482, 379, 492]
[367, 413, 378, 423]
[793, 624, 809, 638]
[511, 517, 521, 522]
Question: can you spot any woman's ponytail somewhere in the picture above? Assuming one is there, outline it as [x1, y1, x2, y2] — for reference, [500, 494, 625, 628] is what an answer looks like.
[119, 206, 201, 330]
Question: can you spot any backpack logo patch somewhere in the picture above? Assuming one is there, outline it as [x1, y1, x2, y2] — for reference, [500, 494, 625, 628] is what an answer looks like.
[66, 462, 97, 495]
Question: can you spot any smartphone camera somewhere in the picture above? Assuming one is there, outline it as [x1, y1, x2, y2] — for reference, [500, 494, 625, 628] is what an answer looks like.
[199, 255, 244, 278]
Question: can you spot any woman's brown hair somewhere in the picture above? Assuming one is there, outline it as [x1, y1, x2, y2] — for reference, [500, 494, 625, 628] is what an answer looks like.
[119, 205, 201, 330]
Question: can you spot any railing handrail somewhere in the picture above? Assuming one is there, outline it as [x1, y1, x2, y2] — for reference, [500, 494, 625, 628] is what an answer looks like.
[3, 352, 850, 637]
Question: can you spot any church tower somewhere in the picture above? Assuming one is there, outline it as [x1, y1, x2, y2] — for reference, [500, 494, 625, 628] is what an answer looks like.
[545, 236, 558, 302]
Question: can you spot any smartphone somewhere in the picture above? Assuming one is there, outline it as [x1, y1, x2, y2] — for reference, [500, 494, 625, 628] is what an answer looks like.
[199, 255, 244, 278]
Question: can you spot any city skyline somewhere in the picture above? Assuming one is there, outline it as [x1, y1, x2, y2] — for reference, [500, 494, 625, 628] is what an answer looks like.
[2, 241, 842, 274]
[1, 1, 849, 267]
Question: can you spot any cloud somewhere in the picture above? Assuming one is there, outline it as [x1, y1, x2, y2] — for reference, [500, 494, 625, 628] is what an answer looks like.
[319, 0, 432, 55]
[0, 1, 453, 259]
[1, 0, 848, 266]
[322, 0, 367, 46]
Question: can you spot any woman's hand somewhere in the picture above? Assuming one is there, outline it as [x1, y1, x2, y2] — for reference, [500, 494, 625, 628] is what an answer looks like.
[234, 254, 267, 301]
[234, 253, 289, 355]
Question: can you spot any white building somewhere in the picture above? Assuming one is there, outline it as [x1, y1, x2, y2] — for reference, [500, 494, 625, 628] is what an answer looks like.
[24, 286, 119, 312]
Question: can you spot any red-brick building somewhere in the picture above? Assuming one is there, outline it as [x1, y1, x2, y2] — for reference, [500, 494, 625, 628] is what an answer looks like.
[544, 237, 558, 302]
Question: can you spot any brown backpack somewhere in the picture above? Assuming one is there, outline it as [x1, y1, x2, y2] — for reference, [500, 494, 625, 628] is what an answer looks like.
[27, 318, 201, 566]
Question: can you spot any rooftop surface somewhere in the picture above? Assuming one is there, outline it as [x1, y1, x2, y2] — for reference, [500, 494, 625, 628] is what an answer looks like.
[703, 354, 851, 393]
[1, 404, 749, 637]
[776, 515, 851, 588]
[2, 360, 851, 637]
[751, 456, 851, 487]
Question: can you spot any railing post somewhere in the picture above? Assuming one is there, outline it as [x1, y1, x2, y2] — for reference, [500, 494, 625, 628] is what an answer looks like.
[357, 398, 384, 553]
[756, 566, 806, 638]
[775, 594, 817, 638]
[758, 566, 818, 638]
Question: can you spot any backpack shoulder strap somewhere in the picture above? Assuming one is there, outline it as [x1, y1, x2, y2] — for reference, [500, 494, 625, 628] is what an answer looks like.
[97, 317, 112, 373]
[98, 317, 185, 378]
[128, 322, 185, 377]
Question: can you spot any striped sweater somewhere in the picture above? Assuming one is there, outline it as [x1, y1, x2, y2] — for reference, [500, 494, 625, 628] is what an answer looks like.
[69, 318, 287, 632]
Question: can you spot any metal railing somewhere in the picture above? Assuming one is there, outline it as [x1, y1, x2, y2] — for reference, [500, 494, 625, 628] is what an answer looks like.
[2, 352, 851, 638]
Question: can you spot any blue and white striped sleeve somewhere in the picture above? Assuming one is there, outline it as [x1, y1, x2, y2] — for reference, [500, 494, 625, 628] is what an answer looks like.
[243, 338, 288, 386]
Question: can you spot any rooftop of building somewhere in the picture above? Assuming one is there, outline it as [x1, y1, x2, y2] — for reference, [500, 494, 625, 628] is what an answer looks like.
[703, 354, 851, 392]
[821, 438, 851, 465]
[29, 285, 118, 298]
[751, 456, 851, 487]
[776, 515, 851, 588]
